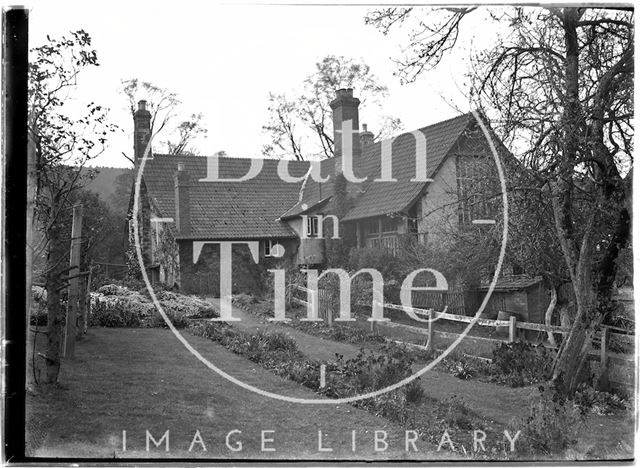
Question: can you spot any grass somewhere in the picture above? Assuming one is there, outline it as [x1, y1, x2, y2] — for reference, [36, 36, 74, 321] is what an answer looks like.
[27, 327, 456, 460]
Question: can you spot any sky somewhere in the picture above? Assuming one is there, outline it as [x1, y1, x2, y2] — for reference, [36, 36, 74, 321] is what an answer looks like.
[28, 1, 499, 168]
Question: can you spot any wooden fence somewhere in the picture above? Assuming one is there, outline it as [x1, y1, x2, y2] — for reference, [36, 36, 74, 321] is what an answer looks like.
[289, 285, 332, 324]
[94, 262, 128, 280]
[380, 302, 635, 388]
[287, 285, 634, 387]
[411, 291, 467, 315]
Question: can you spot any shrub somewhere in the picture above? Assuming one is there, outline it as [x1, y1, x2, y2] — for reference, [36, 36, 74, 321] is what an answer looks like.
[89, 286, 218, 329]
[148, 310, 190, 329]
[572, 384, 629, 416]
[511, 385, 585, 456]
[438, 350, 492, 380]
[97, 284, 131, 296]
[296, 322, 385, 344]
[234, 293, 257, 308]
[491, 342, 552, 387]
[437, 395, 474, 430]
[89, 299, 143, 327]
[190, 323, 301, 365]
[30, 286, 48, 326]
[347, 247, 407, 303]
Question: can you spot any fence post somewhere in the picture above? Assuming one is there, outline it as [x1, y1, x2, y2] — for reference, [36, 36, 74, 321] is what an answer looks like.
[426, 309, 434, 351]
[76, 268, 87, 339]
[83, 270, 91, 334]
[64, 204, 83, 358]
[600, 327, 609, 378]
[508, 316, 517, 343]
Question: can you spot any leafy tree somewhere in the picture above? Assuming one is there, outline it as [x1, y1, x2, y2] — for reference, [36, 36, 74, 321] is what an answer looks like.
[73, 190, 124, 265]
[262, 55, 403, 160]
[109, 169, 134, 218]
[366, 6, 633, 392]
[28, 30, 117, 383]
[120, 79, 207, 160]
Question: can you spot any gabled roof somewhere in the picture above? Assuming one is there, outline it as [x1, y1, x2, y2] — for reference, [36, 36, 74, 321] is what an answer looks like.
[343, 113, 473, 221]
[138, 111, 482, 241]
[281, 112, 475, 221]
[141, 154, 308, 239]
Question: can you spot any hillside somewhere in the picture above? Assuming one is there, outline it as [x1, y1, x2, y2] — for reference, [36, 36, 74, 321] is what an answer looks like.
[82, 166, 131, 209]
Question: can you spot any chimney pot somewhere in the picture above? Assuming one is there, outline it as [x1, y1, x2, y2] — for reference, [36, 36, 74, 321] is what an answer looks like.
[360, 123, 374, 147]
[336, 88, 353, 98]
[138, 100, 147, 111]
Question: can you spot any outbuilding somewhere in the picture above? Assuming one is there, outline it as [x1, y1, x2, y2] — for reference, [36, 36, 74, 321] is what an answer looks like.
[478, 275, 549, 324]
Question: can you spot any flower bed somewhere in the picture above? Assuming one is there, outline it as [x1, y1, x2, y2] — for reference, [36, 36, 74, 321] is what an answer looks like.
[89, 284, 218, 328]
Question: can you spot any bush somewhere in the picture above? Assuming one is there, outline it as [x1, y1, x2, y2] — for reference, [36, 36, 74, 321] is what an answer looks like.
[347, 247, 407, 303]
[89, 299, 143, 327]
[572, 384, 629, 416]
[191, 323, 302, 366]
[233, 293, 257, 308]
[511, 385, 585, 456]
[491, 342, 552, 387]
[30, 286, 48, 326]
[296, 322, 385, 344]
[437, 395, 474, 430]
[438, 351, 492, 380]
[89, 286, 218, 328]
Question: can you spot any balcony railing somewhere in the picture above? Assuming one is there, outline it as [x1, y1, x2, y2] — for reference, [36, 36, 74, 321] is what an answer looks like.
[365, 232, 428, 255]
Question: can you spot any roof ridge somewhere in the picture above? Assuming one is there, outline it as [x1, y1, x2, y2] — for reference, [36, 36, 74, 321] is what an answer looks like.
[151, 153, 310, 165]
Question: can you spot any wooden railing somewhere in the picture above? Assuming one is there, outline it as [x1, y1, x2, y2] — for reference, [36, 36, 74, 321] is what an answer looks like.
[380, 302, 634, 385]
[289, 284, 332, 324]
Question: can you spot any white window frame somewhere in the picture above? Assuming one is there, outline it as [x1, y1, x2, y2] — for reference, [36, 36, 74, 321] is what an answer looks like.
[264, 239, 275, 257]
[306, 216, 319, 238]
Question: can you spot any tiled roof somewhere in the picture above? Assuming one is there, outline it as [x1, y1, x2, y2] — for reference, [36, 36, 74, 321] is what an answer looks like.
[478, 275, 543, 291]
[343, 113, 474, 221]
[140, 112, 477, 240]
[281, 112, 474, 221]
[141, 154, 309, 239]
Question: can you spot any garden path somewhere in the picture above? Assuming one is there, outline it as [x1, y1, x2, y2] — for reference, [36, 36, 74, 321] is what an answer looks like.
[205, 298, 535, 426]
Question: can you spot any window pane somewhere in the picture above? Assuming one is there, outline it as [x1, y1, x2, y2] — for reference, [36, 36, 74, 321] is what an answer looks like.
[381, 216, 396, 233]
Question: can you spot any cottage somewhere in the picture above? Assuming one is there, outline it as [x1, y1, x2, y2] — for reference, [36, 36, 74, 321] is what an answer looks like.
[129, 89, 506, 296]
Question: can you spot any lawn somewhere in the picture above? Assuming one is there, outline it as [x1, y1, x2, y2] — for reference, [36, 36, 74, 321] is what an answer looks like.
[26, 328, 454, 460]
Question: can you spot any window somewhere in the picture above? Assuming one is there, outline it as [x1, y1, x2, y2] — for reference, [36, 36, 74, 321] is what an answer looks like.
[381, 216, 396, 233]
[456, 155, 495, 225]
[306, 216, 319, 238]
[362, 218, 379, 237]
[361, 216, 399, 255]
[264, 240, 275, 257]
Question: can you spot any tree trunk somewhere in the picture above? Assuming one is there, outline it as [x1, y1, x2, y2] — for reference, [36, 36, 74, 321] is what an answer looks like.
[545, 287, 558, 347]
[26, 131, 37, 351]
[44, 216, 65, 383]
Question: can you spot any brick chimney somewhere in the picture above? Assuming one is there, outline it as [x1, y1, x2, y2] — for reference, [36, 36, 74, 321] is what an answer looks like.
[134, 100, 151, 160]
[330, 88, 361, 160]
[360, 123, 374, 147]
[174, 163, 191, 235]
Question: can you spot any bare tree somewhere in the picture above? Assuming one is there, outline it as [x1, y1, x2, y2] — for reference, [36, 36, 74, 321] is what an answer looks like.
[262, 55, 402, 160]
[166, 113, 208, 156]
[29, 30, 118, 383]
[367, 6, 633, 392]
[120, 79, 207, 160]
